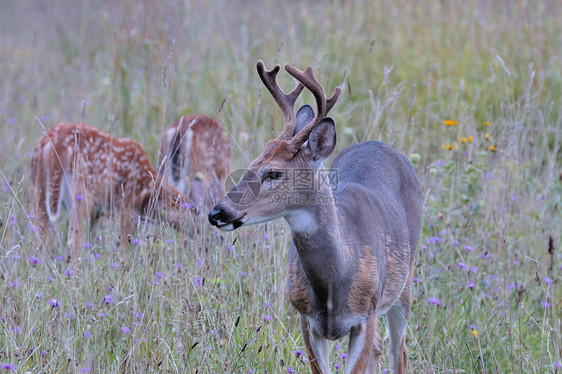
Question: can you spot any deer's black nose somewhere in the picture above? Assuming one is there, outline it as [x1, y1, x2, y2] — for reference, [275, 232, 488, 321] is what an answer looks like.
[208, 208, 223, 226]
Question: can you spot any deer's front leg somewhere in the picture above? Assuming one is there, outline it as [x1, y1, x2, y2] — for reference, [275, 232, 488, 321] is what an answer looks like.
[346, 311, 381, 374]
[68, 192, 90, 261]
[300, 314, 330, 374]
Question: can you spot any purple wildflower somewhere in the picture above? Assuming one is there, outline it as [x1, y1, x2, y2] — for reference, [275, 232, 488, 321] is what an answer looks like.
[82, 242, 92, 249]
[65, 268, 73, 277]
[121, 326, 130, 334]
[110, 262, 120, 269]
[155, 271, 163, 279]
[412, 277, 420, 283]
[85, 302, 93, 309]
[425, 236, 443, 245]
[457, 262, 468, 269]
[428, 297, 441, 306]
[29, 256, 42, 265]
[76, 194, 84, 201]
[103, 295, 113, 304]
[35, 292, 43, 298]
[467, 280, 475, 289]
[130, 238, 141, 245]
[49, 298, 59, 307]
[542, 276, 553, 286]
[541, 301, 551, 308]
[84, 331, 91, 338]
[7, 280, 19, 288]
[192, 276, 203, 287]
[41, 350, 47, 357]
[1, 363, 17, 370]
[264, 315, 272, 321]
[464, 245, 474, 252]
[293, 349, 304, 357]
[287, 368, 296, 374]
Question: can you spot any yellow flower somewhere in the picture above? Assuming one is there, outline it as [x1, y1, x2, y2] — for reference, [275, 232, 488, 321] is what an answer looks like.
[442, 142, 458, 150]
[488, 145, 497, 152]
[472, 330, 478, 337]
[482, 121, 491, 126]
[484, 133, 489, 139]
[457, 135, 473, 144]
[443, 120, 458, 126]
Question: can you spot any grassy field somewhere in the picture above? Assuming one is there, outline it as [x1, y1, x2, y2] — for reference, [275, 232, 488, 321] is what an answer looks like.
[0, 0, 560, 372]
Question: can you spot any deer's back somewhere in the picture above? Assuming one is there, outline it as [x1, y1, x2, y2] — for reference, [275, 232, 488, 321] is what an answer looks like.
[32, 123, 156, 209]
[161, 115, 230, 184]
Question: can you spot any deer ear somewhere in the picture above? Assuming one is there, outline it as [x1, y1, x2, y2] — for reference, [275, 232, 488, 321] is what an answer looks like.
[294, 105, 315, 135]
[308, 117, 336, 162]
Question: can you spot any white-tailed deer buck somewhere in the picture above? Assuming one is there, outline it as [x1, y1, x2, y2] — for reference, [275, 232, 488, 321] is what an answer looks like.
[158, 115, 230, 212]
[209, 61, 422, 373]
[30, 123, 197, 253]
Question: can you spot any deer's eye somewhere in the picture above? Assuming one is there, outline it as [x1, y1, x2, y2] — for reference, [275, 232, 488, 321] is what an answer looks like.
[264, 170, 283, 181]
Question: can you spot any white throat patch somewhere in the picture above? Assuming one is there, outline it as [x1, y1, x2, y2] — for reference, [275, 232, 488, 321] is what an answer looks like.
[285, 210, 317, 233]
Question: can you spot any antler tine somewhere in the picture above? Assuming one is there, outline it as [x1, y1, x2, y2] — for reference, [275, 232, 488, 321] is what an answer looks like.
[257, 60, 304, 139]
[285, 63, 342, 147]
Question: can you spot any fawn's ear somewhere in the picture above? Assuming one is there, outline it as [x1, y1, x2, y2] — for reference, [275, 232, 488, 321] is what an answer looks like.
[294, 105, 315, 135]
[307, 117, 336, 162]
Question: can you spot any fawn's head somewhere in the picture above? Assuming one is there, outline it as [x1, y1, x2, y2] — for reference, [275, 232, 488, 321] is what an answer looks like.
[209, 60, 341, 231]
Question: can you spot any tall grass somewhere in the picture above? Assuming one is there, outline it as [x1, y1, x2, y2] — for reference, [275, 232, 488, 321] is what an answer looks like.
[0, 0, 560, 372]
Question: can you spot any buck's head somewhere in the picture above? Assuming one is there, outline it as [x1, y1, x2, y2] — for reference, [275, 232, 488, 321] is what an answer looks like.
[209, 60, 341, 231]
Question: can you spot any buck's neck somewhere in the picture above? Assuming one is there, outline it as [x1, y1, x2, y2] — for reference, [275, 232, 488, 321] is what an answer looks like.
[284, 183, 348, 285]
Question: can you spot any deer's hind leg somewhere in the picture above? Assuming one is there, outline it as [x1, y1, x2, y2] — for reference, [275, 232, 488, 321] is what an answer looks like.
[386, 287, 411, 374]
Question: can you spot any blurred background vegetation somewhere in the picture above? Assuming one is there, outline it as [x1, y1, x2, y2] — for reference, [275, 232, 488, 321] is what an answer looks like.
[0, 0, 560, 372]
